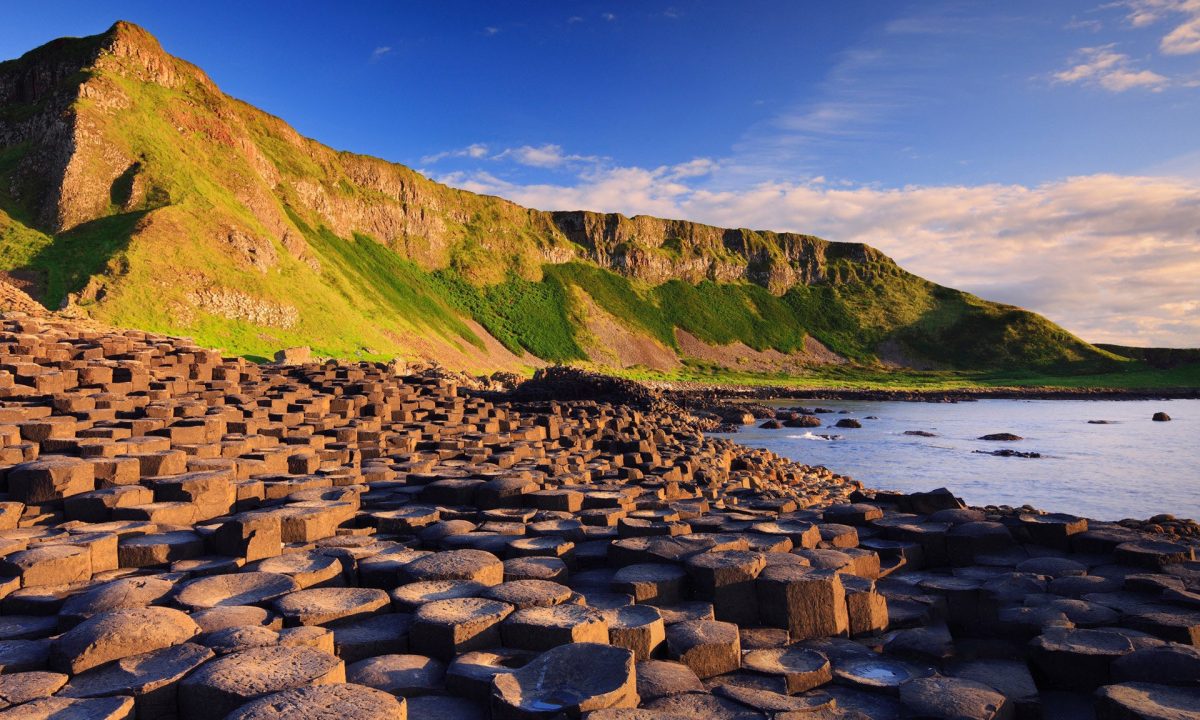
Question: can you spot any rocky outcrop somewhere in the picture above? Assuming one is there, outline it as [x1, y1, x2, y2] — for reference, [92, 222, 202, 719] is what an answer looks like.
[185, 288, 299, 328]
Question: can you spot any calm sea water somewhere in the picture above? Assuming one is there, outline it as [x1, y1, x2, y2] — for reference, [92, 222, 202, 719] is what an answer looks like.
[712, 398, 1200, 522]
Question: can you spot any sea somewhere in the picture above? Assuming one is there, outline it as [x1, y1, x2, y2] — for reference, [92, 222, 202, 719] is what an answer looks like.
[711, 398, 1200, 522]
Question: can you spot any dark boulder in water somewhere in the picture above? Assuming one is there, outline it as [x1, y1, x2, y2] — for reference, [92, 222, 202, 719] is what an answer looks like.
[979, 433, 1023, 441]
[975, 449, 1041, 458]
[904, 430, 937, 437]
[1088, 420, 1114, 424]
[835, 418, 862, 429]
[784, 415, 822, 428]
[1152, 412, 1171, 422]
[760, 419, 784, 429]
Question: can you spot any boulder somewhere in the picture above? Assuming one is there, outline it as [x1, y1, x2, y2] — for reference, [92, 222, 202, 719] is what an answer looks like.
[491, 642, 637, 719]
[226, 683, 405, 720]
[50, 607, 200, 675]
[59, 642, 214, 718]
[178, 645, 345, 720]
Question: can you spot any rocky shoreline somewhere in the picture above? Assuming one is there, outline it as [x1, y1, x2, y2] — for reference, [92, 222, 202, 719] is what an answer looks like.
[658, 382, 1200, 404]
[0, 319, 1195, 718]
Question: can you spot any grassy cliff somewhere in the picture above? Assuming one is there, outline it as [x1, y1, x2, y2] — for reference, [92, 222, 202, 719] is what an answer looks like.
[0, 22, 1136, 376]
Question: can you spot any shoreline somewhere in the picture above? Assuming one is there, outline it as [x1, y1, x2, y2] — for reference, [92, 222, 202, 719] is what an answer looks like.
[660, 382, 1200, 403]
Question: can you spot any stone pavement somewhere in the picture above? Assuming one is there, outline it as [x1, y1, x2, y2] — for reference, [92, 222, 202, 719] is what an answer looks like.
[0, 315, 1195, 719]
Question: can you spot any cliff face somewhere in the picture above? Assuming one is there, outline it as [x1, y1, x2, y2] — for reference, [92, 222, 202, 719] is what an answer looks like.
[0, 22, 1117, 371]
[0, 23, 875, 294]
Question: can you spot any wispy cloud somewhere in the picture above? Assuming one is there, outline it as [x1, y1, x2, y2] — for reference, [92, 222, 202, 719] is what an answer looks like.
[1115, 0, 1200, 54]
[419, 143, 490, 165]
[1065, 16, 1105, 32]
[369, 46, 392, 62]
[420, 143, 603, 169]
[437, 163, 1200, 347]
[601, 12, 616, 22]
[494, 144, 600, 168]
[1052, 45, 1168, 90]
[483, 26, 500, 36]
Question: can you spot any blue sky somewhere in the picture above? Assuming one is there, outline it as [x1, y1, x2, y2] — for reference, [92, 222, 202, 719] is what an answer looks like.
[4, 1, 1200, 346]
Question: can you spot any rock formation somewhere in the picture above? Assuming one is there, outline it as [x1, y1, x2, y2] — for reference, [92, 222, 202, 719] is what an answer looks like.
[0, 310, 1191, 716]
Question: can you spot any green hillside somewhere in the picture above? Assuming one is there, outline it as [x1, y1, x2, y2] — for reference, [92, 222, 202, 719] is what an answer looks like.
[0, 22, 1133, 376]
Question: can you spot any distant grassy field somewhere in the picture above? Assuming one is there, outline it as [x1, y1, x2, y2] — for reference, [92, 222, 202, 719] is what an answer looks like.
[621, 360, 1200, 391]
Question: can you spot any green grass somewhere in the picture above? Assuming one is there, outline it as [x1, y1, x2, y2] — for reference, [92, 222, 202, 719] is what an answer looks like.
[432, 269, 584, 361]
[620, 360, 1200, 391]
[657, 279, 807, 352]
[546, 263, 676, 346]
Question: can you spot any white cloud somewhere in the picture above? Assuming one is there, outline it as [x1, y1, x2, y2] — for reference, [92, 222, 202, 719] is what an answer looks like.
[1162, 13, 1200, 52]
[1117, 0, 1200, 53]
[369, 46, 392, 62]
[421, 143, 602, 169]
[439, 164, 1200, 348]
[601, 12, 616, 21]
[419, 143, 490, 164]
[1053, 45, 1168, 90]
[494, 144, 587, 168]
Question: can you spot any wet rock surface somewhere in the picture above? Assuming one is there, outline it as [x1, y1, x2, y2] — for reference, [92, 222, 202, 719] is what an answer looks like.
[0, 314, 1192, 718]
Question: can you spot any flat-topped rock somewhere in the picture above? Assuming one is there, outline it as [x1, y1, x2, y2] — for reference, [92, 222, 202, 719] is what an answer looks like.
[331, 613, 414, 664]
[741, 647, 832, 693]
[176, 572, 300, 609]
[491, 642, 637, 719]
[391, 580, 488, 612]
[898, 676, 1012, 720]
[501, 604, 609, 651]
[665, 619, 740, 678]
[50, 606, 200, 675]
[272, 587, 390, 626]
[1094, 681, 1200, 720]
[611, 564, 688, 605]
[483, 580, 572, 609]
[347, 653, 445, 696]
[0, 695, 136, 719]
[59, 642, 214, 718]
[410, 597, 514, 660]
[58, 576, 176, 626]
[178, 645, 346, 720]
[403, 550, 505, 586]
[225, 683, 406, 720]
[0, 670, 69, 709]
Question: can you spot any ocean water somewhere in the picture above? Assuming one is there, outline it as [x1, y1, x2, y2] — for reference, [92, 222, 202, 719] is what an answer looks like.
[712, 398, 1200, 522]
